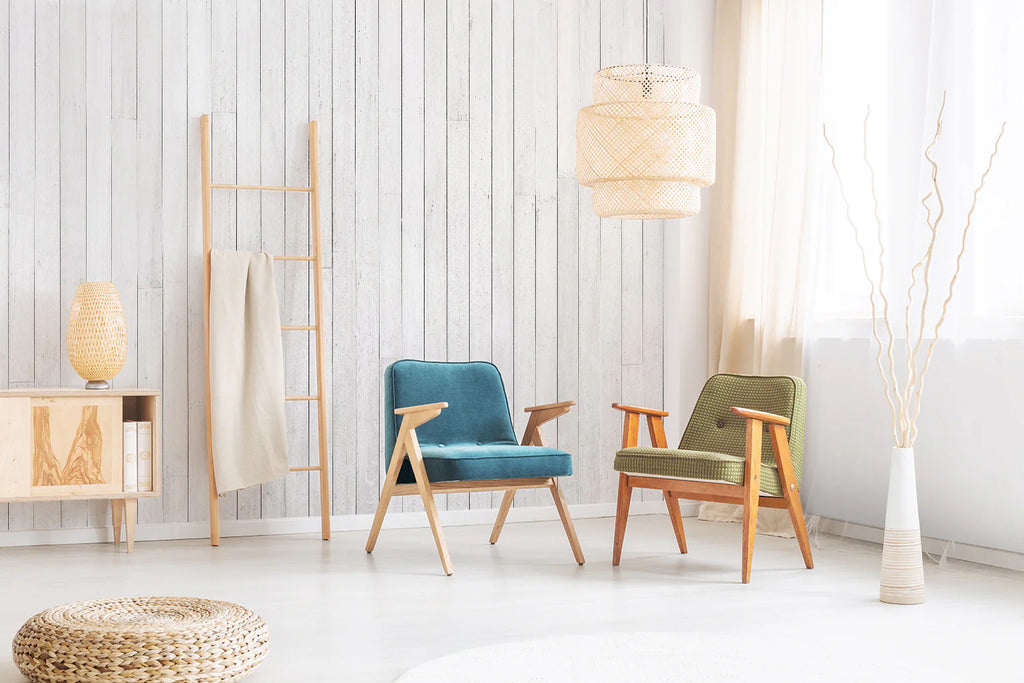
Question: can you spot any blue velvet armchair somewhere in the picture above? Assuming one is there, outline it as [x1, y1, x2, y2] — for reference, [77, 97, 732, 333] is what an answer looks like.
[364, 360, 585, 575]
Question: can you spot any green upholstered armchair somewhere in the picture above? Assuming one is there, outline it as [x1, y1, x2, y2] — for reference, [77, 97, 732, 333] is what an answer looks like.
[611, 374, 813, 583]
[365, 360, 585, 575]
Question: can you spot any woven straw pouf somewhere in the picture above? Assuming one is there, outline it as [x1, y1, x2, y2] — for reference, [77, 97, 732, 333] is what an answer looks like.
[12, 597, 269, 683]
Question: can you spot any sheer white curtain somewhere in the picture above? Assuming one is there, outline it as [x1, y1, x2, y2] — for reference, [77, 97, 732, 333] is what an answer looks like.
[800, 1, 1022, 548]
[703, 0, 822, 533]
[814, 0, 1023, 338]
[707, 0, 822, 378]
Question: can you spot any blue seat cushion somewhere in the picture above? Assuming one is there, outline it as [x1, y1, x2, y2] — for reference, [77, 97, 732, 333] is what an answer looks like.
[397, 444, 573, 484]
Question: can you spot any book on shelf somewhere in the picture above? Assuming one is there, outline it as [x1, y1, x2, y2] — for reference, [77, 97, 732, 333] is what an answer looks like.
[123, 422, 138, 493]
[122, 420, 153, 493]
[138, 421, 153, 492]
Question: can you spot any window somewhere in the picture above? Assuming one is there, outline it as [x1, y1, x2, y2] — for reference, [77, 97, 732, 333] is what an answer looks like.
[814, 0, 1024, 337]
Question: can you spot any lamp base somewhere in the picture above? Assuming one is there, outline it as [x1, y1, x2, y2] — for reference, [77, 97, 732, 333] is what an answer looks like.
[85, 380, 111, 390]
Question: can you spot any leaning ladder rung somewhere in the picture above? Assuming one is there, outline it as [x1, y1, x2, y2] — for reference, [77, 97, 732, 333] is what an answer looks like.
[201, 114, 331, 545]
[210, 183, 312, 192]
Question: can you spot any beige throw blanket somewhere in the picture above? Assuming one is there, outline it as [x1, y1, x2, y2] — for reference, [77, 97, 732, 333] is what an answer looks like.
[209, 250, 289, 494]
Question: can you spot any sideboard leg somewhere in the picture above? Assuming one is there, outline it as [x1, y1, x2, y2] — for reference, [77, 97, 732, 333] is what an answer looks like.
[125, 499, 138, 553]
[112, 500, 124, 546]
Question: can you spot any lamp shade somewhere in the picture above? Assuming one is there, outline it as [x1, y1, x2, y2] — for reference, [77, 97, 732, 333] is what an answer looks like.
[66, 281, 127, 390]
[576, 64, 716, 219]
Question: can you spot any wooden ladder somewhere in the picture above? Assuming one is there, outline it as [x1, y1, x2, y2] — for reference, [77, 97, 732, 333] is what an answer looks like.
[199, 114, 331, 546]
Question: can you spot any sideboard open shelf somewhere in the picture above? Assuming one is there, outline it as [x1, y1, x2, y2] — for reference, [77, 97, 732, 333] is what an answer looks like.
[0, 389, 161, 552]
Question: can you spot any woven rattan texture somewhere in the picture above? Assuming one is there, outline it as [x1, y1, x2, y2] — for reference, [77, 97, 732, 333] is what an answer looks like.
[66, 281, 128, 382]
[12, 597, 269, 683]
[576, 64, 716, 219]
[591, 63, 702, 103]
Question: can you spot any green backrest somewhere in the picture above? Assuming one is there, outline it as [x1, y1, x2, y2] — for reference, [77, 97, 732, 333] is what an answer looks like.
[678, 374, 807, 485]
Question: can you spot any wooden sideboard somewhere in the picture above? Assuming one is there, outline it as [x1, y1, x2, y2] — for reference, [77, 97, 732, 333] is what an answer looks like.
[0, 388, 161, 552]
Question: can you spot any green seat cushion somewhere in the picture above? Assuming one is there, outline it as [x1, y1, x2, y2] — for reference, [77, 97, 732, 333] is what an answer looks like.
[613, 447, 783, 496]
[411, 444, 572, 484]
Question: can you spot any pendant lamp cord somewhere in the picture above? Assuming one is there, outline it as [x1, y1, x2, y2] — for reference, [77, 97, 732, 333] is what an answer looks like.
[643, 0, 649, 64]
[641, 0, 652, 98]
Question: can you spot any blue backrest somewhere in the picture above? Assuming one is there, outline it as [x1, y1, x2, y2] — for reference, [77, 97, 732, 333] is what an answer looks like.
[384, 360, 518, 467]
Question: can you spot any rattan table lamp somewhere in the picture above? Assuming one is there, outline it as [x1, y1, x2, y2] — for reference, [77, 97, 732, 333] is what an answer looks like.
[66, 281, 128, 389]
[576, 64, 716, 219]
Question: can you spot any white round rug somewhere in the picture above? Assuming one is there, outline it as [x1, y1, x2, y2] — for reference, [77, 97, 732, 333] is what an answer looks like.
[396, 632, 962, 682]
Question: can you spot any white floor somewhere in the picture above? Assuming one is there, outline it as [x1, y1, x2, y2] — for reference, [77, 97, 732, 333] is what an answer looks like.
[1, 515, 1020, 682]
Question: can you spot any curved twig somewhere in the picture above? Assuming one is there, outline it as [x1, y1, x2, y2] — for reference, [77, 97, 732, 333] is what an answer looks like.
[903, 93, 947, 441]
[908, 121, 1007, 444]
[823, 125, 901, 445]
[900, 194, 933, 437]
[862, 109, 906, 442]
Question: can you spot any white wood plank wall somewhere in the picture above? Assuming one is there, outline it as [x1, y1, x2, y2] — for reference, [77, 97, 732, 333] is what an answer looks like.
[0, 0, 667, 532]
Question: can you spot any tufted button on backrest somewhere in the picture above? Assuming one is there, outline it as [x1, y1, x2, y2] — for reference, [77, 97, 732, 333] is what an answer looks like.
[383, 360, 519, 471]
[678, 374, 807, 486]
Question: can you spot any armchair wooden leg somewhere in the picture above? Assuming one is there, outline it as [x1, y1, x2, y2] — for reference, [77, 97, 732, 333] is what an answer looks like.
[612, 473, 632, 566]
[665, 492, 687, 554]
[366, 442, 409, 553]
[406, 443, 453, 576]
[741, 419, 764, 584]
[549, 478, 585, 565]
[416, 480, 453, 576]
[365, 481, 395, 554]
[770, 424, 814, 569]
[112, 499, 123, 546]
[489, 489, 516, 544]
[741, 487, 760, 583]
[786, 493, 814, 569]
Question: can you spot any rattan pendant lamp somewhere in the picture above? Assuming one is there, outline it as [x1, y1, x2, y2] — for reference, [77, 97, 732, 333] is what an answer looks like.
[576, 8, 716, 219]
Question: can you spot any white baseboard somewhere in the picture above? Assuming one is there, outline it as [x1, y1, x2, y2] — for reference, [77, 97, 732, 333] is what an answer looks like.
[810, 516, 1024, 573]
[7, 504, 1018, 574]
[0, 500, 697, 549]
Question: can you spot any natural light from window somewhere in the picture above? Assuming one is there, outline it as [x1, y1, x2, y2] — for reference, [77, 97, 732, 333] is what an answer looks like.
[816, 0, 1024, 338]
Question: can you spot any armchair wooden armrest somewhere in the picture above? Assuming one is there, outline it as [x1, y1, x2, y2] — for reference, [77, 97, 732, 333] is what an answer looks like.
[522, 400, 574, 446]
[394, 401, 448, 415]
[525, 400, 575, 413]
[611, 402, 669, 417]
[394, 402, 448, 430]
[729, 406, 790, 426]
[612, 403, 669, 448]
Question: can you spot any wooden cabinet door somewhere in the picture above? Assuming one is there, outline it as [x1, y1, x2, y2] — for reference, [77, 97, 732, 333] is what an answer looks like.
[0, 397, 31, 499]
[29, 396, 123, 497]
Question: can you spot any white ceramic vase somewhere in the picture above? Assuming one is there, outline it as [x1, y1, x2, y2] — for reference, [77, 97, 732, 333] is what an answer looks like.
[879, 447, 925, 604]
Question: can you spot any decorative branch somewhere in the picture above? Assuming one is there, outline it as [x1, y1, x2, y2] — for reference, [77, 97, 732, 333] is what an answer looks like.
[823, 93, 1005, 448]
[900, 191, 933, 439]
[901, 93, 947, 443]
[907, 121, 1007, 444]
[823, 125, 901, 445]
[862, 109, 907, 440]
